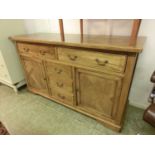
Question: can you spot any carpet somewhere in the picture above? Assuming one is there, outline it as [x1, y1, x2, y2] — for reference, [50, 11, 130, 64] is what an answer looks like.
[0, 84, 155, 134]
[0, 121, 9, 135]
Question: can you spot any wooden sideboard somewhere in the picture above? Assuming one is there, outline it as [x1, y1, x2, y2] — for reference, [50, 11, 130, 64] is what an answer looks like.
[10, 33, 145, 131]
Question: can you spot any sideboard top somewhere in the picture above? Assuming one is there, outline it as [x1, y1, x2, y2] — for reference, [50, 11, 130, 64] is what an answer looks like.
[10, 33, 146, 53]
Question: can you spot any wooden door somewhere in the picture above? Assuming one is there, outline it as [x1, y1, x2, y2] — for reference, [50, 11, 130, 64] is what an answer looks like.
[76, 69, 123, 119]
[21, 56, 49, 96]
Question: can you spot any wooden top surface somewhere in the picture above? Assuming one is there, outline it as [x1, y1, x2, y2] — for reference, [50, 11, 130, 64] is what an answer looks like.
[10, 33, 146, 53]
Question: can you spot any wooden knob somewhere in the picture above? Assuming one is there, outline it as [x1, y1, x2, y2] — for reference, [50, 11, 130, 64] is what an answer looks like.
[56, 82, 63, 88]
[40, 50, 46, 55]
[54, 68, 62, 74]
[58, 94, 65, 99]
[96, 59, 108, 66]
[68, 55, 78, 61]
[26, 48, 30, 52]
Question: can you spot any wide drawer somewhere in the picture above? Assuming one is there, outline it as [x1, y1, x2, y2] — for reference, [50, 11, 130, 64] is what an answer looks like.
[58, 47, 127, 73]
[17, 43, 56, 59]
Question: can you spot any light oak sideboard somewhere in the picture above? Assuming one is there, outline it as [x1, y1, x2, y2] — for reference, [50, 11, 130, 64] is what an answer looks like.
[10, 33, 145, 131]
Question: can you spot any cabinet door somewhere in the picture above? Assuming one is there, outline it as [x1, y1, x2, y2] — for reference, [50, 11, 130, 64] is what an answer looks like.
[21, 56, 49, 96]
[76, 69, 123, 119]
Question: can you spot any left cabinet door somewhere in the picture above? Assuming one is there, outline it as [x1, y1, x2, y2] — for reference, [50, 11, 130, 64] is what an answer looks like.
[21, 56, 49, 96]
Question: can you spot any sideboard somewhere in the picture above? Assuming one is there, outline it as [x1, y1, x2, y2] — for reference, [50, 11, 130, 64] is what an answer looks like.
[10, 33, 145, 131]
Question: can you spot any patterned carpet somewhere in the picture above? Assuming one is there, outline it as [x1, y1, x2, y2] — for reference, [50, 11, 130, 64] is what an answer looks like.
[0, 121, 9, 135]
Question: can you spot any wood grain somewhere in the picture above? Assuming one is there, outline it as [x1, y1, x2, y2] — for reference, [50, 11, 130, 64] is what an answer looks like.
[58, 47, 127, 73]
[17, 43, 56, 59]
[130, 19, 141, 45]
[10, 33, 145, 53]
[80, 19, 83, 42]
[21, 56, 49, 96]
[45, 61, 74, 105]
[76, 68, 123, 119]
[59, 19, 65, 41]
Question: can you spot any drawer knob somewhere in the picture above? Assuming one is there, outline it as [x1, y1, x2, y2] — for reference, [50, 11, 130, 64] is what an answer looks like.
[40, 50, 46, 55]
[43, 77, 47, 81]
[58, 94, 65, 100]
[96, 59, 108, 66]
[24, 48, 30, 52]
[68, 55, 78, 61]
[56, 82, 64, 88]
[54, 68, 62, 74]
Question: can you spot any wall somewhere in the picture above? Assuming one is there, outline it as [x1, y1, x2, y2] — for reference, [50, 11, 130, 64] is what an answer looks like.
[24, 19, 155, 109]
[0, 19, 26, 84]
[24, 19, 133, 34]
[129, 20, 155, 109]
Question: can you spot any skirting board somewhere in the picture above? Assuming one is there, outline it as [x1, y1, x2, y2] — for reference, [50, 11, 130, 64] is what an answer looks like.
[0, 79, 26, 93]
[129, 100, 150, 110]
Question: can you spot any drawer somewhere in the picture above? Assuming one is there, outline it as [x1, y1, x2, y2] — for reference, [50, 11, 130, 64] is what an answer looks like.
[17, 43, 56, 59]
[48, 77, 73, 93]
[45, 62, 72, 80]
[52, 88, 74, 105]
[58, 47, 127, 73]
[45, 61, 74, 95]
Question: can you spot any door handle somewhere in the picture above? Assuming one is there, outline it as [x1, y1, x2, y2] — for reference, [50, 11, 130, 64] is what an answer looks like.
[96, 59, 108, 66]
[56, 82, 64, 88]
[67, 55, 78, 61]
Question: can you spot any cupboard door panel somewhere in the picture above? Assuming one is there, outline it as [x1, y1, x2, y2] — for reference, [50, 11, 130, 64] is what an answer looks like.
[76, 69, 123, 119]
[21, 56, 49, 96]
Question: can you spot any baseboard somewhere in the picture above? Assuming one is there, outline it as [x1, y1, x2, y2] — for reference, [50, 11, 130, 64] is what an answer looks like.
[0, 79, 26, 93]
[129, 101, 150, 110]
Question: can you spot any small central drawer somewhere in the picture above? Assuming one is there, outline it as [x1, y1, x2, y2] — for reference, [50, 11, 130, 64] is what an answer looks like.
[52, 88, 74, 105]
[45, 62, 73, 93]
[45, 61, 74, 105]
[58, 47, 127, 73]
[17, 43, 56, 59]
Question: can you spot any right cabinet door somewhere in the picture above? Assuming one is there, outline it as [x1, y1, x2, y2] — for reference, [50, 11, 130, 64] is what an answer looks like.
[75, 69, 123, 119]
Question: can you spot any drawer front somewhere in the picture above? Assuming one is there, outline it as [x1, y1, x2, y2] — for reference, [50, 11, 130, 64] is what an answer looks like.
[48, 77, 73, 93]
[45, 62, 72, 81]
[17, 43, 56, 59]
[45, 61, 74, 105]
[52, 89, 74, 105]
[46, 62, 73, 93]
[58, 47, 127, 73]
